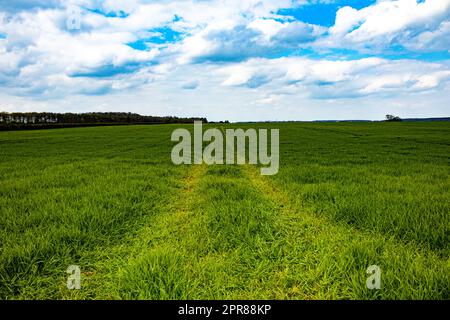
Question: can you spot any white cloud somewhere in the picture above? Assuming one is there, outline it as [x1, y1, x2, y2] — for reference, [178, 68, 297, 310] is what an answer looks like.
[248, 19, 284, 40]
[0, 6, 162, 97]
[0, 0, 301, 96]
[325, 0, 450, 51]
[176, 19, 325, 64]
[404, 21, 450, 52]
[0, 0, 449, 121]
[216, 56, 450, 98]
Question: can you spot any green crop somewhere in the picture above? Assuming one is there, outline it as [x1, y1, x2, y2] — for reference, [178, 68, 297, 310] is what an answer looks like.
[0, 122, 448, 299]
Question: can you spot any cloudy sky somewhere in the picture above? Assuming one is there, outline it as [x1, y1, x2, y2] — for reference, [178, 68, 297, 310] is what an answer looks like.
[0, 0, 449, 121]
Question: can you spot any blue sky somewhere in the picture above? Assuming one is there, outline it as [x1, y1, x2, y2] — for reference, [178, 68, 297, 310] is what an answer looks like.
[277, 0, 377, 27]
[0, 0, 449, 121]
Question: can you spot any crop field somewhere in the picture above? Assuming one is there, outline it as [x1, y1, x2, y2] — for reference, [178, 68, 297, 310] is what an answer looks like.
[0, 122, 449, 299]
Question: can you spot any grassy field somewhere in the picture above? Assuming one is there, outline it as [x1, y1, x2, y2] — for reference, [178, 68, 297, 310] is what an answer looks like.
[0, 122, 449, 299]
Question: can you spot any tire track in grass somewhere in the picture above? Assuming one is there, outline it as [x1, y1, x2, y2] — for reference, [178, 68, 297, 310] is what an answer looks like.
[82, 159, 448, 299]
[56, 163, 205, 300]
[116, 122, 446, 299]
[242, 165, 449, 299]
[112, 162, 284, 299]
[85, 161, 447, 299]
[187, 164, 280, 299]
[110, 164, 209, 299]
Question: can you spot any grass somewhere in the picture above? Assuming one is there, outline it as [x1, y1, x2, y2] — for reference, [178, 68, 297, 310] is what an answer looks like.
[0, 122, 449, 299]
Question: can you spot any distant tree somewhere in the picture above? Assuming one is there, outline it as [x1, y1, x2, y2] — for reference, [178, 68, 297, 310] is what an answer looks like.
[385, 114, 402, 122]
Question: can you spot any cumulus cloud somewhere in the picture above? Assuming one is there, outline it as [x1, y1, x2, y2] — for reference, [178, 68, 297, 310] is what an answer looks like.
[0, 0, 449, 120]
[323, 0, 450, 52]
[0, 4, 162, 97]
[176, 19, 326, 63]
[0, 0, 300, 96]
[404, 21, 450, 52]
[216, 56, 450, 98]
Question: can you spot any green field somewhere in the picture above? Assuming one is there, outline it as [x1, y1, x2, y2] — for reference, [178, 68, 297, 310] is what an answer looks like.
[0, 122, 449, 299]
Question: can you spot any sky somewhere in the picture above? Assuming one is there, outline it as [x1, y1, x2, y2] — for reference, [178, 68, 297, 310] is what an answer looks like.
[0, 0, 449, 122]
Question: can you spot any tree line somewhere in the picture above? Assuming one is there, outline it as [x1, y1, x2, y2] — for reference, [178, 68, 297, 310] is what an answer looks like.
[0, 112, 207, 130]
